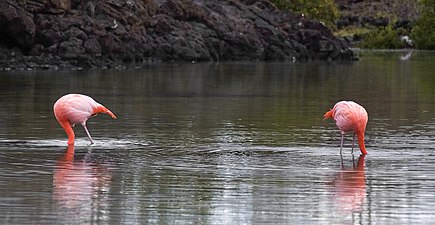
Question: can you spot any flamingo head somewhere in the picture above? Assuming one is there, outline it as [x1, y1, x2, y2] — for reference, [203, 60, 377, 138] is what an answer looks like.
[323, 109, 333, 120]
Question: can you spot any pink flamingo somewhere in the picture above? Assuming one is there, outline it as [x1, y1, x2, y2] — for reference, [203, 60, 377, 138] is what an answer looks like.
[324, 101, 368, 155]
[53, 94, 117, 145]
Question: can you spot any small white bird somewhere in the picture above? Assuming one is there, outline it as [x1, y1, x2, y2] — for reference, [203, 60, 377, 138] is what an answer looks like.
[400, 35, 414, 48]
[111, 19, 118, 29]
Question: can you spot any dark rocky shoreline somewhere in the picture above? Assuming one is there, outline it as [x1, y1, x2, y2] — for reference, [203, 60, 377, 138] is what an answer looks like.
[0, 0, 356, 71]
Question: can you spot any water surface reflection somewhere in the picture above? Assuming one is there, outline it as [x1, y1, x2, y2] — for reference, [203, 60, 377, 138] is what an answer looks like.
[53, 145, 112, 224]
[328, 155, 366, 214]
[0, 51, 434, 224]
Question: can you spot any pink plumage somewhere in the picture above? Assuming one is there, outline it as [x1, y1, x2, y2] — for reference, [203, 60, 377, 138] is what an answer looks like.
[53, 94, 117, 145]
[324, 101, 368, 155]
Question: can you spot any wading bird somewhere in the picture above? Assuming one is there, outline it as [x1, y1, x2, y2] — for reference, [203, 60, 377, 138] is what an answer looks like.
[324, 101, 368, 155]
[54, 94, 117, 145]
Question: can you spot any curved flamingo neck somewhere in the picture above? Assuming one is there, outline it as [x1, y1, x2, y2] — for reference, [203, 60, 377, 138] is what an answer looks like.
[357, 132, 367, 155]
[59, 121, 75, 145]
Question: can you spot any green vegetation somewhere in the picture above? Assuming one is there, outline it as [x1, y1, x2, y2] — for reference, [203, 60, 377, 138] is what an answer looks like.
[358, 25, 407, 49]
[411, 0, 435, 49]
[272, 0, 435, 49]
[334, 26, 371, 38]
[271, 0, 340, 28]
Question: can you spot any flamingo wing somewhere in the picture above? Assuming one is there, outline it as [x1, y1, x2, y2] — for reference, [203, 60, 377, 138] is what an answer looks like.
[333, 102, 357, 133]
[54, 94, 99, 126]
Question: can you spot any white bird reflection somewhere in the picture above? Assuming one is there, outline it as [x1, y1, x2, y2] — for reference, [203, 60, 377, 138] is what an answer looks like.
[400, 50, 413, 61]
[53, 145, 112, 223]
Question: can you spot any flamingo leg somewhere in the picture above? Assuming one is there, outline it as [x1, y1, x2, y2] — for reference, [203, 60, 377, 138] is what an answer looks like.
[351, 132, 356, 154]
[83, 125, 95, 145]
[340, 132, 344, 155]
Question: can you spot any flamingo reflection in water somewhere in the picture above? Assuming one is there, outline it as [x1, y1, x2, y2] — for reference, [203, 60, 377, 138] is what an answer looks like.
[53, 145, 112, 223]
[328, 155, 366, 214]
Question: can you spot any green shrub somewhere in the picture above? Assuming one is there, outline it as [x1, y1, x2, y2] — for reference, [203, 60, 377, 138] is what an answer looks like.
[271, 0, 340, 28]
[411, 0, 435, 49]
[358, 25, 406, 49]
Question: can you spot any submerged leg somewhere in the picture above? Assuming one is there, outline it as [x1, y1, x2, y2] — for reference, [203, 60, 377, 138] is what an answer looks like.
[352, 153, 356, 167]
[340, 153, 344, 168]
[83, 125, 94, 145]
[340, 132, 345, 155]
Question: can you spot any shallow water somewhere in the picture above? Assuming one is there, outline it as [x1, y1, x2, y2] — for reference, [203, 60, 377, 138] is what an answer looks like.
[0, 50, 434, 224]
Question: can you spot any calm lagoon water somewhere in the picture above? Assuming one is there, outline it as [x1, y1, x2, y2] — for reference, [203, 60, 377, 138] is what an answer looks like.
[0, 50, 434, 224]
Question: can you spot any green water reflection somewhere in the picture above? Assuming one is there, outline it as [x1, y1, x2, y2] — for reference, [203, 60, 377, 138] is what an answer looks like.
[1, 51, 434, 144]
